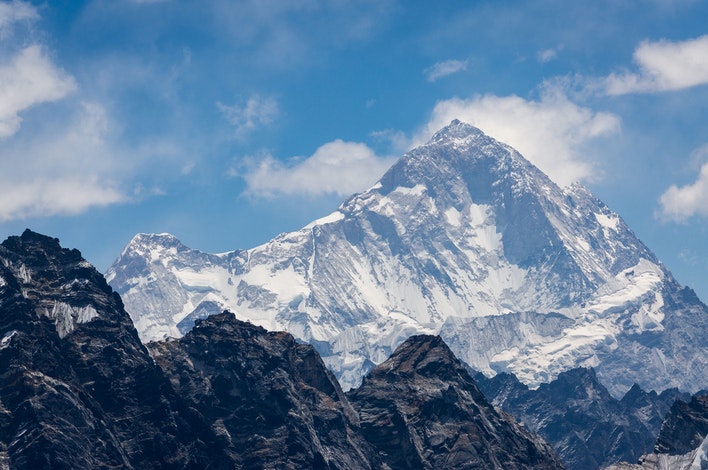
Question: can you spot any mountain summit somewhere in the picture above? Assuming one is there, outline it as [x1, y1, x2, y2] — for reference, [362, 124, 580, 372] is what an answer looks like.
[107, 121, 708, 395]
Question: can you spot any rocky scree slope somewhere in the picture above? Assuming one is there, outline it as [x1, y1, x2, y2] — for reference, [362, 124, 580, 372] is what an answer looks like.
[107, 120, 708, 396]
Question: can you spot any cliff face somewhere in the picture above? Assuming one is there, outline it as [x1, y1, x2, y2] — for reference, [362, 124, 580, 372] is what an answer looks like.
[603, 393, 708, 470]
[0, 230, 230, 469]
[654, 394, 708, 455]
[148, 312, 379, 469]
[347, 335, 565, 470]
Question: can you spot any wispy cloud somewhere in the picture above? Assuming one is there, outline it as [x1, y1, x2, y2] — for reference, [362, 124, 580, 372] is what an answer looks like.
[601, 35, 708, 95]
[0, 0, 38, 35]
[424, 59, 468, 82]
[237, 140, 396, 198]
[0, 102, 123, 220]
[217, 94, 280, 139]
[0, 101, 183, 221]
[416, 90, 620, 187]
[536, 47, 560, 63]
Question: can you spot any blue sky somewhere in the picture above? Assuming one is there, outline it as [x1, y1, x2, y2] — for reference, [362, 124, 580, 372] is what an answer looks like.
[1, 0, 707, 301]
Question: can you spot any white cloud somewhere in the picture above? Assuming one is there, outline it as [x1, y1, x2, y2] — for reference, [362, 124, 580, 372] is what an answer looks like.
[0, 177, 126, 221]
[424, 59, 468, 82]
[659, 162, 708, 222]
[217, 94, 279, 139]
[0, 1, 37, 35]
[537, 48, 559, 63]
[0, 101, 182, 221]
[416, 91, 621, 187]
[603, 35, 708, 95]
[239, 140, 397, 198]
[0, 45, 76, 138]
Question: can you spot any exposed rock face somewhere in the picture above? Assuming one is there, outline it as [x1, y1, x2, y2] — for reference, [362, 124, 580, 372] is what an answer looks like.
[474, 368, 687, 470]
[603, 393, 708, 470]
[148, 312, 379, 470]
[654, 393, 708, 455]
[347, 334, 565, 470]
[108, 121, 708, 397]
[0, 230, 230, 469]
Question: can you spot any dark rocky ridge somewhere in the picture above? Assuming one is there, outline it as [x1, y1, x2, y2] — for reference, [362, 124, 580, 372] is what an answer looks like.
[0, 230, 230, 469]
[474, 368, 688, 470]
[1, 230, 566, 469]
[347, 334, 565, 469]
[654, 393, 708, 455]
[148, 312, 379, 469]
[603, 392, 708, 469]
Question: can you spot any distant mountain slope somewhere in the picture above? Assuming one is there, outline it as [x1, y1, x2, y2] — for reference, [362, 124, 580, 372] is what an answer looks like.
[107, 120, 708, 395]
[604, 393, 708, 470]
[474, 367, 688, 469]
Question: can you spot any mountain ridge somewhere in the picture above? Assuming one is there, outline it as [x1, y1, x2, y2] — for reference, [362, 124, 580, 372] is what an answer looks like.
[1, 230, 570, 468]
[107, 120, 708, 396]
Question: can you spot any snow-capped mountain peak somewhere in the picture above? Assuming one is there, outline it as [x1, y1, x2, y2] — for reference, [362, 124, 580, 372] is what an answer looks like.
[108, 121, 708, 395]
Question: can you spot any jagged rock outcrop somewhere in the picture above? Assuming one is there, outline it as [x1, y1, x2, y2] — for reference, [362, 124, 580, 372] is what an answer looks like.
[604, 393, 708, 470]
[474, 368, 687, 469]
[148, 312, 380, 469]
[0, 230, 231, 469]
[654, 393, 708, 455]
[347, 334, 565, 469]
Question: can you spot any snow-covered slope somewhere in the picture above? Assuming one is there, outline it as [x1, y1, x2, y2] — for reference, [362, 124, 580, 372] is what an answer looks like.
[106, 120, 708, 395]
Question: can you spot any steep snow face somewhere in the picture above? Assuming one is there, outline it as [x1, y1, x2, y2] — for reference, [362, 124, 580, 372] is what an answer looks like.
[107, 121, 708, 395]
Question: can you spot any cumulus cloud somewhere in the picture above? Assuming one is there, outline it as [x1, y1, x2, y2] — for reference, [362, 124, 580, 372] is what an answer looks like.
[238, 140, 397, 198]
[416, 91, 621, 187]
[602, 35, 708, 95]
[659, 162, 708, 222]
[217, 94, 280, 139]
[424, 59, 468, 82]
[0, 45, 76, 138]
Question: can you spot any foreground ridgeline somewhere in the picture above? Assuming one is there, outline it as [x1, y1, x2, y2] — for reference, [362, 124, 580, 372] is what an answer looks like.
[108, 120, 708, 398]
[346, 335, 564, 469]
[0, 230, 231, 468]
[0, 230, 563, 469]
[2, 231, 707, 468]
[148, 312, 379, 469]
